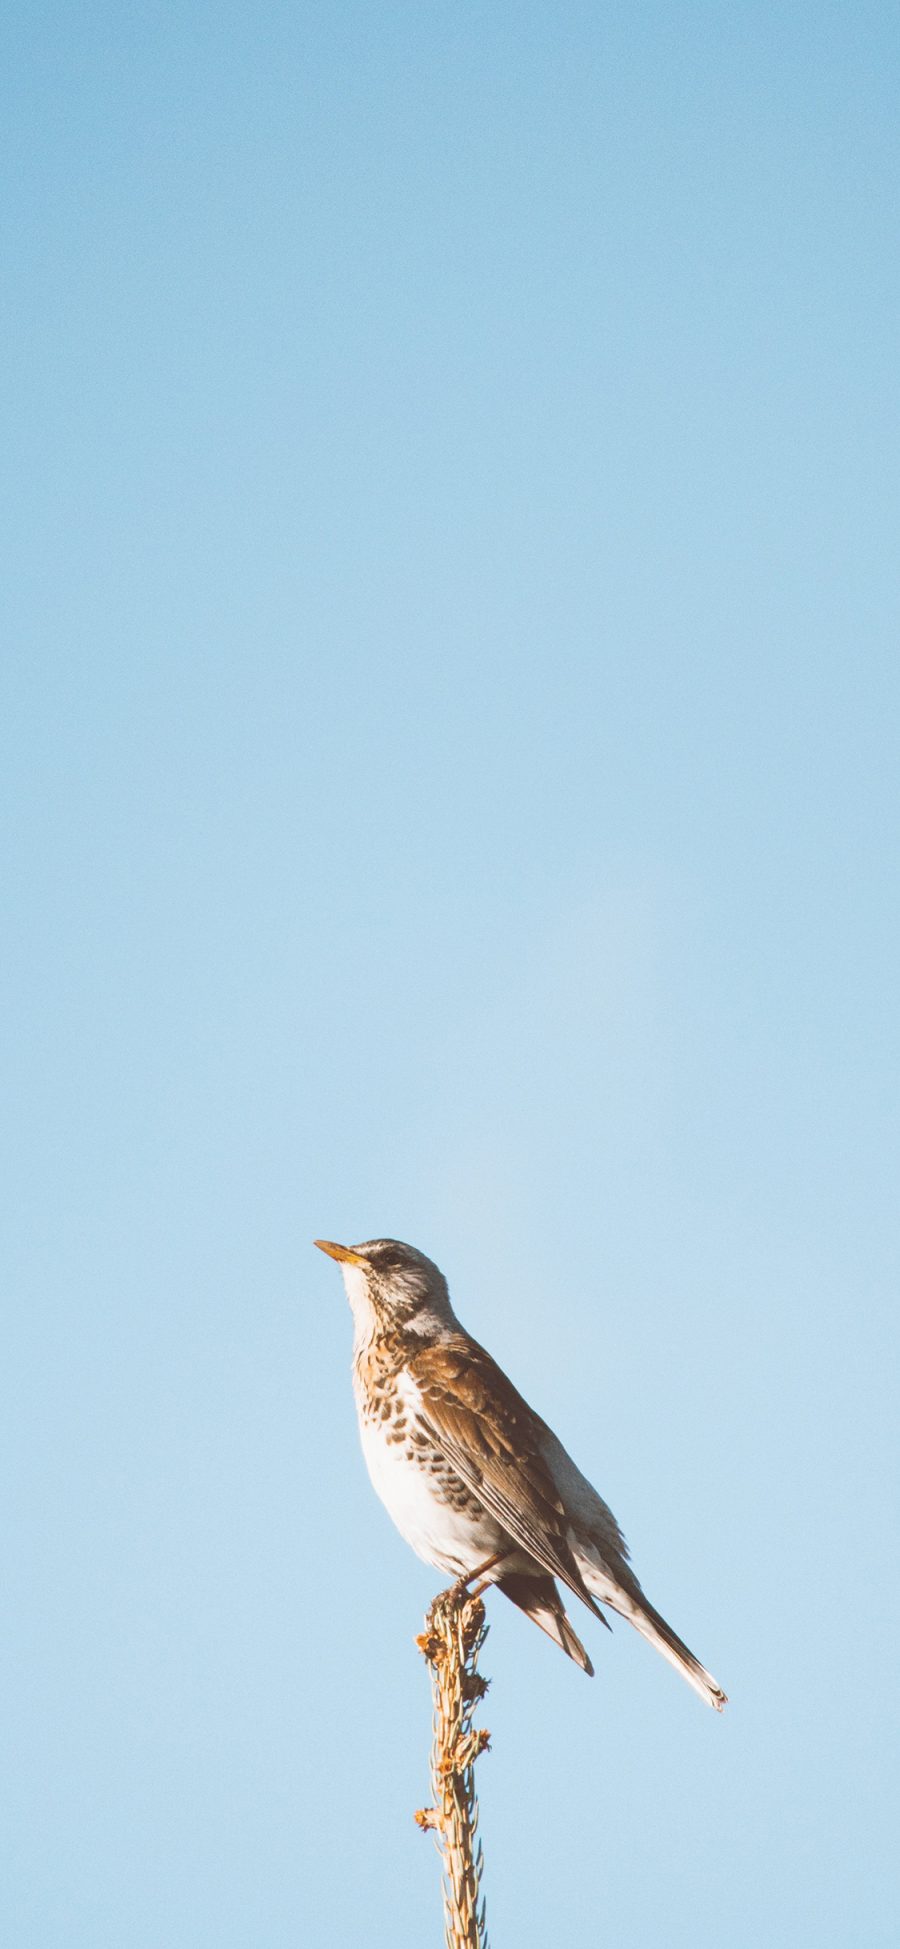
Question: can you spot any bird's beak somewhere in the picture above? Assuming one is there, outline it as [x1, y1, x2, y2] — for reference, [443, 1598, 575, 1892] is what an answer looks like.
[314, 1238, 368, 1267]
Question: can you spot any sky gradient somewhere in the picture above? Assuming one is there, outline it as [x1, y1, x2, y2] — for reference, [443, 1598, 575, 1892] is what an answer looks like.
[3, 5, 898, 1945]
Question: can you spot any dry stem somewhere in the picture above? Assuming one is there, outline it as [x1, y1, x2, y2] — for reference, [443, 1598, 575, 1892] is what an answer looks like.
[415, 1587, 491, 1949]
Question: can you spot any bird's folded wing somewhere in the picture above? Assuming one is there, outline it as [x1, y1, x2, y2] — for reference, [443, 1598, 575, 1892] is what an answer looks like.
[409, 1337, 604, 1619]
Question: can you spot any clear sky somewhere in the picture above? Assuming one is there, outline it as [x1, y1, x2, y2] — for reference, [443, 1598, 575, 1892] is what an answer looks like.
[2, 4, 898, 1944]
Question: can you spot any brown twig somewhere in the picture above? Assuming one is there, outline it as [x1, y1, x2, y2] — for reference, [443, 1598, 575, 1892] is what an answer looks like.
[415, 1587, 491, 1949]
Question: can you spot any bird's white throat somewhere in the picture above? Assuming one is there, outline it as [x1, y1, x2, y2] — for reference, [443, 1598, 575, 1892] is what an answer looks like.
[340, 1261, 378, 1345]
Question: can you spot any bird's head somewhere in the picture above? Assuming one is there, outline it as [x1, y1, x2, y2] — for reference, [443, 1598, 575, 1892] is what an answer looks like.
[314, 1236, 454, 1339]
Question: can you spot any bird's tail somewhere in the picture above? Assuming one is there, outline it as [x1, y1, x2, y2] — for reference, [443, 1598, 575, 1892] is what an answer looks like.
[579, 1557, 727, 1709]
[497, 1570, 595, 1676]
[617, 1594, 727, 1711]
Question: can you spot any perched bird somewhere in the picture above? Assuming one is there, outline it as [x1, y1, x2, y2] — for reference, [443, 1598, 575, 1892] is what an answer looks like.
[315, 1236, 726, 1710]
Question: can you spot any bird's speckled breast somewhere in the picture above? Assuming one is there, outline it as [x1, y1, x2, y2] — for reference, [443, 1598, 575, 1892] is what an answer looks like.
[352, 1333, 506, 1575]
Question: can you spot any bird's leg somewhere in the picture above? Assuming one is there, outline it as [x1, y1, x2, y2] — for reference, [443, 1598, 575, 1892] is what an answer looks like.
[447, 1551, 506, 1605]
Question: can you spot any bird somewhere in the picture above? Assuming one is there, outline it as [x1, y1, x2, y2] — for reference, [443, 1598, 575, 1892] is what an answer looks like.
[314, 1235, 726, 1710]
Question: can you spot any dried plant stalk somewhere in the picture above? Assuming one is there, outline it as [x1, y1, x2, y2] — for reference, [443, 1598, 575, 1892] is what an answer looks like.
[415, 1587, 491, 1949]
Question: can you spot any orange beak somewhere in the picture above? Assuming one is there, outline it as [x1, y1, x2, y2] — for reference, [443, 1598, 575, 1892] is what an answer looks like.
[314, 1238, 368, 1267]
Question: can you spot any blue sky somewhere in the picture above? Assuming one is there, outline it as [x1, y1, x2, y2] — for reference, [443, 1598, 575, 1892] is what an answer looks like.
[2, 5, 898, 1944]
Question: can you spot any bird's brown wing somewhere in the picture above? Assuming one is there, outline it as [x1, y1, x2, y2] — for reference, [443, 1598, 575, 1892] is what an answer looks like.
[409, 1335, 605, 1620]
